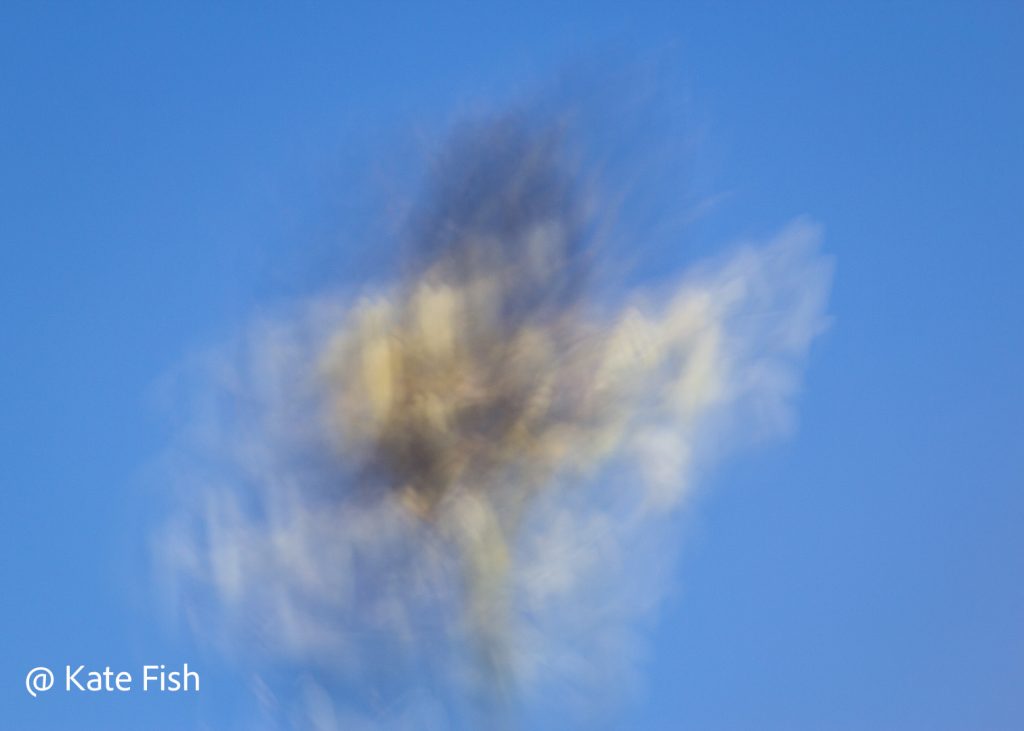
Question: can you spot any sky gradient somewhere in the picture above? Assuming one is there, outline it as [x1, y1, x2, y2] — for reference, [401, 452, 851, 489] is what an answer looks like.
[2, 3, 1022, 730]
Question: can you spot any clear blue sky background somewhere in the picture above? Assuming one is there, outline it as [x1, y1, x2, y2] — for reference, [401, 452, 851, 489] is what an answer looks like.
[2, 3, 1021, 730]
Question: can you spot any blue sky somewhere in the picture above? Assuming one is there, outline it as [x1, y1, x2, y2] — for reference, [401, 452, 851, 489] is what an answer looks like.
[2, 3, 1022, 730]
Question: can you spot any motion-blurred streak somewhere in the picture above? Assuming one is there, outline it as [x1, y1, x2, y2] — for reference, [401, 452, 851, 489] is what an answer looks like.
[158, 114, 832, 729]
